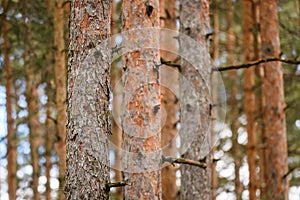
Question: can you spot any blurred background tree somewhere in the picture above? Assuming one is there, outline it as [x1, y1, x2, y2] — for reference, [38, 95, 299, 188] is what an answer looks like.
[0, 0, 299, 199]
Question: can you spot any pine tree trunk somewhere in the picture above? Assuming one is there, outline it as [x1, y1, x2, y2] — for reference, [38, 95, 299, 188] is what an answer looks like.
[53, 0, 67, 199]
[23, 6, 41, 199]
[179, 0, 211, 199]
[65, 1, 111, 199]
[45, 90, 54, 200]
[25, 63, 41, 200]
[121, 0, 162, 199]
[260, 0, 289, 199]
[159, 0, 178, 199]
[111, 1, 123, 199]
[226, 1, 243, 199]
[242, 1, 259, 199]
[3, 8, 17, 200]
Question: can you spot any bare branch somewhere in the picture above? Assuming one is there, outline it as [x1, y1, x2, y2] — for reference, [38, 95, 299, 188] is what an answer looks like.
[106, 180, 128, 191]
[160, 58, 181, 72]
[162, 156, 207, 169]
[215, 57, 300, 72]
[283, 166, 300, 179]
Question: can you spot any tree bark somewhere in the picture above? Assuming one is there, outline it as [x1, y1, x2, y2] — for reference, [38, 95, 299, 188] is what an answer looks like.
[3, 5, 17, 199]
[179, 0, 212, 199]
[121, 0, 162, 199]
[53, 0, 67, 199]
[242, 1, 259, 199]
[65, 0, 112, 199]
[159, 0, 178, 199]
[260, 0, 289, 199]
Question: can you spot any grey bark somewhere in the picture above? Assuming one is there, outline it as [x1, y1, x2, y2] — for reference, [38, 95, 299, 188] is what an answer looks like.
[65, 0, 112, 199]
[179, 0, 212, 199]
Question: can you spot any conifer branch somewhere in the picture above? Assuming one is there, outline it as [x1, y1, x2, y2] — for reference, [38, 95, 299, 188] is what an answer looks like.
[162, 156, 207, 169]
[215, 57, 300, 72]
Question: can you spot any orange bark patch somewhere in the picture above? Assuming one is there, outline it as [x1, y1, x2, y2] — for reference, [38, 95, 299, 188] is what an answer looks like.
[133, 115, 144, 127]
[80, 14, 91, 31]
[144, 136, 159, 152]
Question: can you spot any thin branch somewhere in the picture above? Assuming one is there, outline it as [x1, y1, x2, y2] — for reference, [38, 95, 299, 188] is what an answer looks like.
[106, 180, 128, 191]
[283, 166, 300, 179]
[0, 136, 7, 143]
[162, 156, 207, 169]
[47, 116, 57, 124]
[160, 58, 181, 72]
[160, 57, 300, 72]
[215, 57, 300, 72]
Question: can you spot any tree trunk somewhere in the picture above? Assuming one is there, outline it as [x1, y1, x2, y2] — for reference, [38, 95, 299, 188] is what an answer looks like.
[23, 5, 41, 199]
[260, 0, 289, 199]
[53, 0, 67, 199]
[111, 1, 123, 199]
[211, 1, 219, 199]
[45, 89, 55, 200]
[65, 0, 111, 199]
[3, 6, 17, 200]
[121, 0, 162, 199]
[25, 62, 41, 200]
[242, 1, 259, 199]
[226, 1, 243, 199]
[159, 0, 178, 199]
[179, 0, 211, 199]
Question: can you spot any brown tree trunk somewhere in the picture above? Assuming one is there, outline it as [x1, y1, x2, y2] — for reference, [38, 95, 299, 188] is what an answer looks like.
[226, 1, 243, 199]
[111, 0, 123, 199]
[44, 2, 54, 200]
[65, 1, 111, 199]
[45, 90, 55, 200]
[242, 1, 259, 199]
[23, 4, 41, 198]
[179, 0, 212, 199]
[3, 6, 17, 200]
[25, 63, 41, 200]
[211, 1, 219, 199]
[121, 0, 162, 199]
[260, 0, 289, 199]
[53, 0, 67, 199]
[159, 0, 178, 199]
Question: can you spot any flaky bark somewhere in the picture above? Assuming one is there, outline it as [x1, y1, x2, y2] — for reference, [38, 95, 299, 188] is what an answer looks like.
[121, 0, 162, 199]
[242, 1, 259, 199]
[226, 0, 243, 199]
[3, 6, 17, 200]
[65, 1, 111, 199]
[159, 0, 178, 199]
[179, 0, 211, 199]
[53, 0, 67, 199]
[260, 0, 289, 199]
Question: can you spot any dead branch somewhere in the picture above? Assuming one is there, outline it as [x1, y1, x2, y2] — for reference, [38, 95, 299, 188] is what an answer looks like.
[162, 156, 207, 169]
[283, 166, 300, 179]
[215, 57, 300, 72]
[106, 180, 128, 191]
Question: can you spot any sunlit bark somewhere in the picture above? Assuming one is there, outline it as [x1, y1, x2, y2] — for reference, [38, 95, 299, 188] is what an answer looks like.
[260, 0, 289, 199]
[121, 0, 162, 199]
